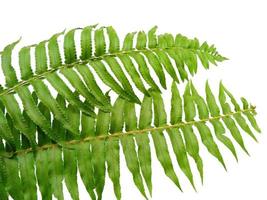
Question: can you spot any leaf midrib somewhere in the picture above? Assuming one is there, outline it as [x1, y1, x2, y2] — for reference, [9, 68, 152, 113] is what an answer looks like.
[0, 45, 217, 97]
[13, 107, 254, 157]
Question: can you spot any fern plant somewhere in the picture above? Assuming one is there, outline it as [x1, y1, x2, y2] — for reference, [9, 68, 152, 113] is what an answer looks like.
[0, 25, 260, 200]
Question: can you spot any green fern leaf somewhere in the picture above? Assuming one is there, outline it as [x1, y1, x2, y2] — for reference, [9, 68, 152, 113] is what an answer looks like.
[0, 25, 259, 200]
[8, 80, 261, 199]
[0, 81, 260, 199]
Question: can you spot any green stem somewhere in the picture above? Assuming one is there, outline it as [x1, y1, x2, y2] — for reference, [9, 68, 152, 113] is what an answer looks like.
[13, 107, 255, 156]
[0, 46, 218, 97]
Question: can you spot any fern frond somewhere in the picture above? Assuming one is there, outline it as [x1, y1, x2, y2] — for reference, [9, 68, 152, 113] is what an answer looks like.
[0, 81, 259, 200]
[0, 25, 227, 151]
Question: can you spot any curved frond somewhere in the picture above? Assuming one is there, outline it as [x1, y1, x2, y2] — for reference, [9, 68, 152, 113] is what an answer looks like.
[0, 81, 259, 200]
[0, 25, 227, 152]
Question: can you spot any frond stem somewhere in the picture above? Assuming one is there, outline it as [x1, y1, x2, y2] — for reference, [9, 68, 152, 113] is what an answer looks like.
[0, 46, 220, 97]
[13, 107, 255, 156]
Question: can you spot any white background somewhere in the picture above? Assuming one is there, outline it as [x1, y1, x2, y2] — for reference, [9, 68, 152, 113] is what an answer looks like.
[0, 0, 267, 199]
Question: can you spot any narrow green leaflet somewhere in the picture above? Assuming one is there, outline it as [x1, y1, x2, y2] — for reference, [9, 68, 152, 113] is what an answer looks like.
[64, 28, 78, 64]
[49, 95, 66, 200]
[181, 125, 204, 183]
[219, 83, 249, 154]
[191, 82, 226, 169]
[162, 34, 175, 47]
[170, 82, 182, 125]
[80, 26, 93, 60]
[182, 84, 204, 182]
[92, 109, 110, 199]
[48, 31, 64, 68]
[63, 105, 80, 200]
[183, 50, 198, 75]
[150, 90, 182, 190]
[19, 111, 37, 200]
[76, 107, 96, 200]
[118, 54, 149, 95]
[197, 51, 209, 69]
[106, 98, 123, 200]
[35, 41, 48, 74]
[137, 96, 153, 195]
[104, 57, 139, 103]
[76, 142, 96, 200]
[123, 101, 147, 198]
[36, 150, 52, 200]
[76, 64, 111, 108]
[233, 112, 257, 141]
[136, 31, 147, 50]
[183, 83, 196, 121]
[221, 83, 257, 141]
[107, 26, 120, 53]
[89, 60, 138, 103]
[158, 34, 168, 49]
[18, 151, 37, 200]
[167, 49, 188, 81]
[194, 122, 226, 169]
[94, 28, 106, 56]
[241, 97, 261, 132]
[130, 52, 161, 92]
[1, 40, 20, 87]
[3, 158, 23, 200]
[49, 147, 64, 200]
[168, 82, 195, 189]
[122, 32, 135, 51]
[143, 51, 167, 89]
[205, 82, 238, 160]
[36, 103, 53, 200]
[148, 26, 158, 48]
[19, 46, 33, 80]
[154, 49, 180, 83]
